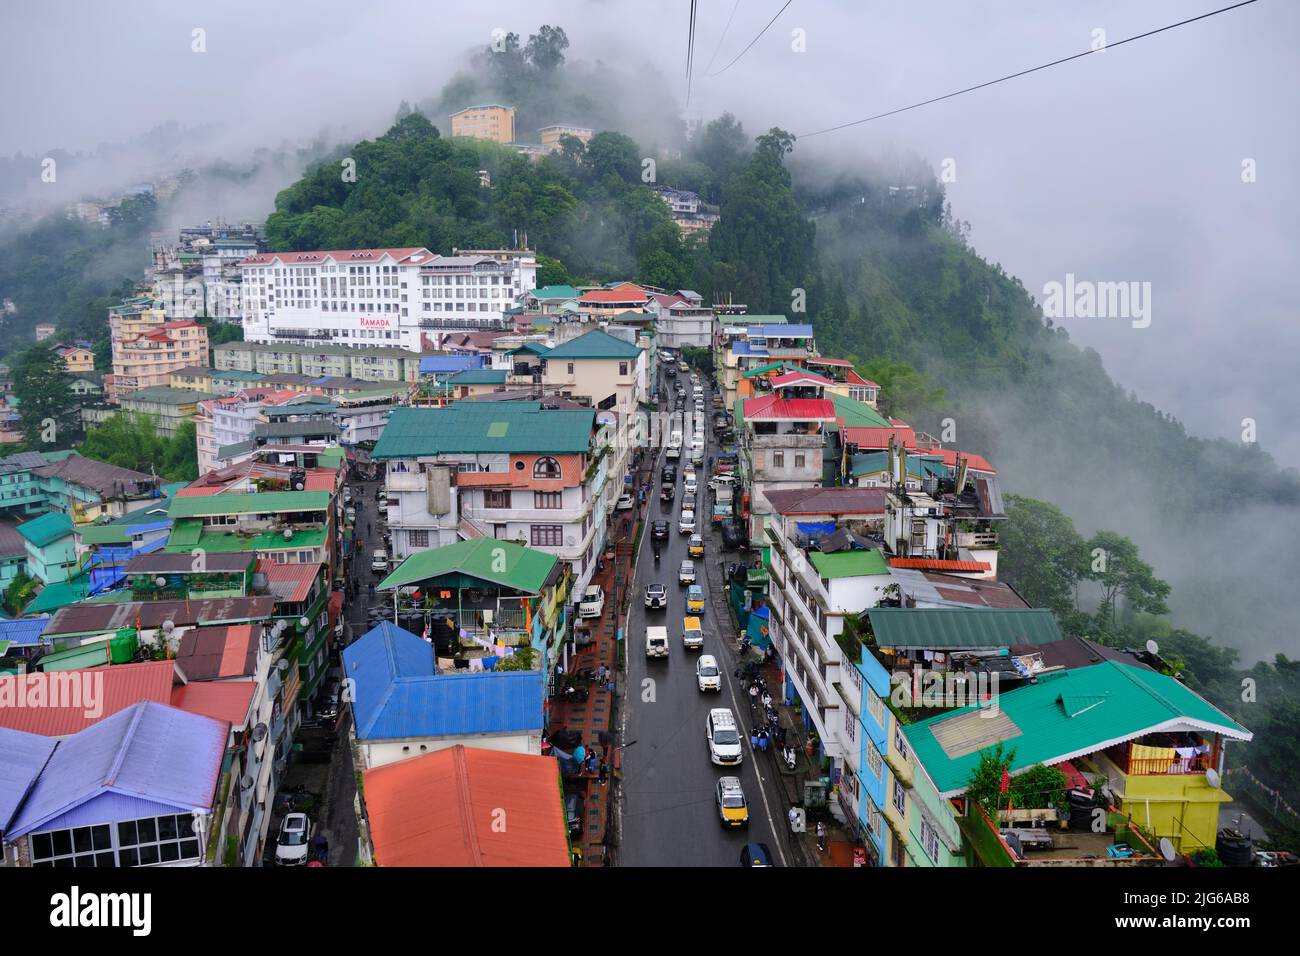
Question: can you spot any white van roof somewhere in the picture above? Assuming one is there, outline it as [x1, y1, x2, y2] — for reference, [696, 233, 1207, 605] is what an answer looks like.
[710, 707, 736, 728]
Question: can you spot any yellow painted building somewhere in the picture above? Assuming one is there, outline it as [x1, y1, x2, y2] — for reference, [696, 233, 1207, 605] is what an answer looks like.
[539, 124, 594, 151]
[57, 346, 95, 374]
[450, 105, 516, 144]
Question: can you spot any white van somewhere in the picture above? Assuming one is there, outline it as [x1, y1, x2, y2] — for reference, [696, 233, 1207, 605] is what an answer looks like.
[371, 550, 389, 573]
[679, 510, 696, 534]
[706, 708, 744, 765]
[645, 625, 669, 658]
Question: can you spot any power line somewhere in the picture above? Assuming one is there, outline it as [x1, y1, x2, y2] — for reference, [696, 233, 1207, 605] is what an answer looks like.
[686, 0, 699, 106]
[798, 0, 1260, 139]
[707, 0, 795, 77]
[703, 0, 742, 76]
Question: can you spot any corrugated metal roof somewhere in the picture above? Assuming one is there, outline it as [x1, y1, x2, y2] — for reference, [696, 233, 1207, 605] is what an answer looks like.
[866, 608, 1062, 650]
[0, 661, 176, 736]
[6, 701, 229, 839]
[889, 558, 991, 573]
[124, 552, 256, 575]
[373, 402, 594, 458]
[17, 512, 74, 548]
[888, 568, 1029, 610]
[168, 490, 330, 517]
[904, 661, 1252, 797]
[0, 727, 57, 834]
[379, 538, 557, 594]
[343, 623, 543, 741]
[541, 328, 641, 359]
[742, 395, 837, 421]
[176, 625, 258, 680]
[45, 596, 276, 638]
[259, 561, 322, 602]
[0, 618, 51, 647]
[364, 745, 568, 867]
[171, 681, 256, 729]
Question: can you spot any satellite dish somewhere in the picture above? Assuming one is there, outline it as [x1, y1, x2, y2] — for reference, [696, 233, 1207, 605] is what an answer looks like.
[299, 616, 310, 629]
[1206, 768, 1221, 789]
[1145, 639, 1159, 655]
[162, 619, 175, 633]
[155, 576, 167, 587]
[240, 775, 254, 791]
[277, 659, 289, 673]
[283, 528, 294, 540]
[1159, 837, 1177, 862]
[252, 723, 268, 742]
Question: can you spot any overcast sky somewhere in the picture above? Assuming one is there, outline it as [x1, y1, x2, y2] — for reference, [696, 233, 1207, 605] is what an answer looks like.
[2, 0, 1296, 467]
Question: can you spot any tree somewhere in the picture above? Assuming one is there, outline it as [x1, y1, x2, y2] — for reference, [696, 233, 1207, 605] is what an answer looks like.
[853, 358, 946, 422]
[1085, 530, 1171, 634]
[79, 412, 199, 482]
[584, 132, 641, 185]
[13, 345, 78, 447]
[524, 25, 569, 72]
[1000, 495, 1090, 619]
[4, 570, 38, 616]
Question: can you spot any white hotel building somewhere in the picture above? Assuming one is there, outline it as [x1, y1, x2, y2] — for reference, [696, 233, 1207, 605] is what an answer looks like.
[239, 247, 537, 353]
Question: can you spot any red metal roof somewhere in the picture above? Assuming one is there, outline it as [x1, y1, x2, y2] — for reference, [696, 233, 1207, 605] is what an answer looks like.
[742, 395, 837, 421]
[844, 369, 878, 388]
[175, 625, 259, 680]
[806, 356, 853, 367]
[172, 681, 255, 729]
[770, 370, 834, 388]
[0, 660, 176, 736]
[928, 448, 997, 474]
[841, 425, 917, 449]
[579, 288, 648, 303]
[889, 558, 991, 572]
[259, 561, 321, 603]
[364, 745, 570, 867]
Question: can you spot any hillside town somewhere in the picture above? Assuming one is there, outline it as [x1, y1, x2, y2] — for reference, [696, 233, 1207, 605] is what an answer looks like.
[0, 220, 1261, 871]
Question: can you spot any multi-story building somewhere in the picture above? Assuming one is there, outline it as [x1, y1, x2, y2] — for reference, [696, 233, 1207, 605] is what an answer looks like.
[238, 247, 536, 353]
[35, 323, 56, 342]
[53, 344, 95, 374]
[106, 298, 209, 401]
[118, 385, 213, 439]
[647, 290, 713, 349]
[373, 400, 607, 594]
[152, 224, 262, 324]
[737, 373, 839, 543]
[213, 341, 429, 382]
[538, 124, 594, 151]
[450, 104, 516, 143]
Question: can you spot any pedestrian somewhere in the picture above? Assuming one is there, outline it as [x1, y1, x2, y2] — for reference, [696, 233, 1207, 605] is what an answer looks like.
[758, 729, 769, 752]
[816, 820, 827, 852]
[788, 806, 800, 834]
[749, 683, 759, 706]
[598, 762, 609, 786]
[750, 728, 759, 750]
[762, 691, 773, 710]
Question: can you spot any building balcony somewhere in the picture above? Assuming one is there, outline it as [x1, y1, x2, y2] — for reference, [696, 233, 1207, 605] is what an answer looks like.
[954, 531, 1000, 549]
[750, 432, 825, 449]
[418, 317, 511, 331]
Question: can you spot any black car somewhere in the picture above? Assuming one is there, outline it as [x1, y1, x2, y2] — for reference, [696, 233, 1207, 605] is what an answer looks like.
[651, 520, 670, 541]
[661, 465, 677, 482]
[740, 843, 775, 867]
[660, 484, 675, 503]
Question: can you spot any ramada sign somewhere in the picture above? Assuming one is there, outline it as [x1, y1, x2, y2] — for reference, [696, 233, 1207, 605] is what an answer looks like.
[360, 317, 391, 329]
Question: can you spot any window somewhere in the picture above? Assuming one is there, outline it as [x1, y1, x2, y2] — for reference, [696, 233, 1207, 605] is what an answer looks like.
[619, 362, 629, 376]
[920, 815, 940, 863]
[772, 452, 784, 469]
[484, 490, 512, 509]
[531, 524, 563, 547]
[567, 362, 575, 375]
[533, 456, 562, 479]
[29, 814, 200, 868]
[894, 724, 910, 762]
[867, 740, 883, 780]
[534, 491, 562, 509]
[893, 780, 906, 816]
[795, 454, 806, 469]
[409, 530, 429, 548]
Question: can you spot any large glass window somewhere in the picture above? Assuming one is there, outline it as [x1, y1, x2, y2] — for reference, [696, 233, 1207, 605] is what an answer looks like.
[29, 814, 200, 867]
[532, 457, 562, 479]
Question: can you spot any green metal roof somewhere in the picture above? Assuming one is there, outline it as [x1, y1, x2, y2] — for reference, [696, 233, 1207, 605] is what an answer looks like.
[741, 362, 802, 379]
[167, 490, 331, 518]
[719, 314, 787, 326]
[37, 641, 112, 672]
[75, 524, 132, 546]
[373, 402, 595, 458]
[25, 579, 92, 615]
[849, 451, 950, 480]
[904, 661, 1253, 797]
[529, 285, 579, 301]
[808, 548, 890, 579]
[540, 328, 641, 360]
[17, 512, 74, 548]
[120, 386, 213, 405]
[829, 392, 891, 429]
[165, 527, 328, 554]
[378, 537, 558, 594]
[867, 608, 1062, 650]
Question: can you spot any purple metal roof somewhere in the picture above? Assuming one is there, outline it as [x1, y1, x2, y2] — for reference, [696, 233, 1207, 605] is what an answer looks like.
[0, 727, 57, 835]
[6, 702, 229, 839]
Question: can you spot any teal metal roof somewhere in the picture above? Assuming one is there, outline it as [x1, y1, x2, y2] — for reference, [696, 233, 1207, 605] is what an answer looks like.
[447, 369, 508, 385]
[866, 608, 1063, 650]
[541, 329, 641, 360]
[373, 402, 595, 458]
[904, 661, 1252, 796]
[379, 538, 558, 594]
[17, 512, 73, 548]
[167, 490, 331, 518]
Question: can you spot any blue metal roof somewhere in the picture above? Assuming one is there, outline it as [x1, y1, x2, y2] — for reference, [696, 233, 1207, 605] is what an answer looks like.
[343, 623, 543, 741]
[0, 617, 51, 647]
[6, 702, 229, 839]
[748, 323, 814, 337]
[0, 727, 57, 834]
[419, 355, 484, 375]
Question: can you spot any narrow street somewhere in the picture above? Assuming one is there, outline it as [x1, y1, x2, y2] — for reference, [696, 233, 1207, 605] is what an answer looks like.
[618, 370, 791, 866]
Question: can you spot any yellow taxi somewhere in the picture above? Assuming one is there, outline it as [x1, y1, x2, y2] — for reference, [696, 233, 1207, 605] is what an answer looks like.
[683, 615, 703, 650]
[688, 534, 704, 558]
[686, 584, 705, 614]
[716, 777, 749, 828]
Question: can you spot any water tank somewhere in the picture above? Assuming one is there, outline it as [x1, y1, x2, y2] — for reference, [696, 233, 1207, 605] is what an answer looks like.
[110, 628, 140, 664]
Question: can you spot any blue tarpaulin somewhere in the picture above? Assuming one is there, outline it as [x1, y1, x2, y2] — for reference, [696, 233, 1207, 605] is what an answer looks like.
[796, 521, 837, 537]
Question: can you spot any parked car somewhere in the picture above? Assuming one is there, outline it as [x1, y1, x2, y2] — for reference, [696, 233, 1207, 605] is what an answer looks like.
[578, 585, 605, 618]
[696, 653, 721, 691]
[710, 474, 737, 494]
[679, 560, 696, 585]
[652, 520, 670, 541]
[616, 493, 635, 511]
[706, 708, 743, 765]
[716, 777, 749, 828]
[275, 813, 312, 865]
[345, 507, 357, 524]
[644, 583, 668, 610]
[666, 445, 681, 460]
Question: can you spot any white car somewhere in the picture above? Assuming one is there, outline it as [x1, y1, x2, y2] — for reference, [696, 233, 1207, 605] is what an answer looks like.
[370, 550, 389, 573]
[666, 445, 681, 460]
[710, 474, 737, 493]
[616, 493, 635, 511]
[679, 510, 696, 534]
[696, 654, 721, 692]
[275, 813, 311, 865]
[706, 708, 744, 766]
[645, 625, 669, 658]
[678, 560, 697, 585]
[684, 476, 698, 496]
[578, 585, 606, 618]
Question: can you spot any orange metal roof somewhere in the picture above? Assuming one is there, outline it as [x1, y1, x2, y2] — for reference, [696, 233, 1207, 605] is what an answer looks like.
[364, 745, 570, 867]
[259, 561, 320, 602]
[0, 660, 176, 736]
[172, 681, 255, 730]
[889, 558, 991, 572]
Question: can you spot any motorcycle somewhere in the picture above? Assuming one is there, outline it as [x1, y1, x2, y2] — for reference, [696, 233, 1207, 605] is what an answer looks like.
[653, 548, 661, 567]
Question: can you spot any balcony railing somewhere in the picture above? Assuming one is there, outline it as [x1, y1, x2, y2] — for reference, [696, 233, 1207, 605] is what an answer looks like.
[1128, 755, 1210, 776]
[750, 432, 825, 449]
